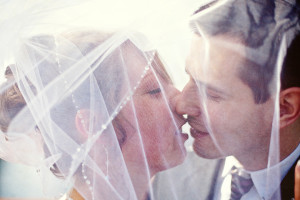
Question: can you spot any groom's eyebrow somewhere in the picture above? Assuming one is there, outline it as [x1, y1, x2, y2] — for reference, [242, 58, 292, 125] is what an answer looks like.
[185, 67, 230, 96]
[195, 80, 228, 95]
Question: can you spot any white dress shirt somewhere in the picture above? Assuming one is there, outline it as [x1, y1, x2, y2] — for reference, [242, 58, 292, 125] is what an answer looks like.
[214, 144, 300, 200]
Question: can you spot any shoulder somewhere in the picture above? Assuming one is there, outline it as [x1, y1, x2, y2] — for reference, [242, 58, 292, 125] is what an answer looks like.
[152, 151, 223, 200]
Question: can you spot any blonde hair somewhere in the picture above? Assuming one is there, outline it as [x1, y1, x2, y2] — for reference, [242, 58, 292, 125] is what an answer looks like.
[0, 66, 26, 132]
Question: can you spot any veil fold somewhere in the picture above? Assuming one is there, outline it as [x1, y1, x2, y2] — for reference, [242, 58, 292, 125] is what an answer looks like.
[0, 1, 189, 199]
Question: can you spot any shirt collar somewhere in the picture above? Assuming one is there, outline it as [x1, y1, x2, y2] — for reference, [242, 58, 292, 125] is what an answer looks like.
[223, 144, 300, 200]
[248, 144, 300, 200]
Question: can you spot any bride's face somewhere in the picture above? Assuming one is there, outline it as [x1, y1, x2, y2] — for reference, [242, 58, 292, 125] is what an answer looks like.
[119, 49, 188, 175]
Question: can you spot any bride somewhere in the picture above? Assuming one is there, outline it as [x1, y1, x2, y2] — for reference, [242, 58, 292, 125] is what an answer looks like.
[0, 30, 188, 200]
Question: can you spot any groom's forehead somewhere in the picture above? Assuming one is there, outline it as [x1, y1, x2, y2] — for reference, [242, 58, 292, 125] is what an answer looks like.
[186, 35, 245, 77]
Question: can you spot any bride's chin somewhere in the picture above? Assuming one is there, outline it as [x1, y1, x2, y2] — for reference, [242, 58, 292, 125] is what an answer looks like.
[164, 149, 187, 170]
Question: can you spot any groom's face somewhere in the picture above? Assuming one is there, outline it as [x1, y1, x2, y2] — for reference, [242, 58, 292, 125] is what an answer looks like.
[176, 34, 274, 161]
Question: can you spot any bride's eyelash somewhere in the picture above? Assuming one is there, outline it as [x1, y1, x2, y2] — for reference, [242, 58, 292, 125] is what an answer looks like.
[148, 88, 161, 95]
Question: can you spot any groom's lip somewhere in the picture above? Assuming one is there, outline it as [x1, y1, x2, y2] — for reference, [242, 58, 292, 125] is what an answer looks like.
[190, 127, 209, 139]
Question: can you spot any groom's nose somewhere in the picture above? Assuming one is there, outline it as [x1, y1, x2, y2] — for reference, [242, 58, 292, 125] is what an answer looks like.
[175, 79, 201, 117]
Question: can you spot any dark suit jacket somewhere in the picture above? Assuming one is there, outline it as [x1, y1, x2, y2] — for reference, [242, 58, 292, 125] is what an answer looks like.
[152, 152, 299, 200]
[279, 155, 299, 200]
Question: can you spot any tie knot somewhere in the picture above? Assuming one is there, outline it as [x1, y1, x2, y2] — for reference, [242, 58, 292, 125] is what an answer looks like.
[230, 166, 253, 200]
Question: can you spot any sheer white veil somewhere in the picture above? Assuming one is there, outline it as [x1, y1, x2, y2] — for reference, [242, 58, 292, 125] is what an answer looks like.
[0, 0, 299, 200]
[0, 0, 191, 199]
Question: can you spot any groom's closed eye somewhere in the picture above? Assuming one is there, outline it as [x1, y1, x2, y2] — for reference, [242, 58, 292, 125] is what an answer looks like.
[205, 91, 222, 102]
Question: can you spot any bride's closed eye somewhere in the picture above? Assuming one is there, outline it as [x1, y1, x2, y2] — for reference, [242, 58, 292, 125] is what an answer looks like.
[147, 87, 162, 99]
[148, 88, 161, 95]
[137, 71, 167, 98]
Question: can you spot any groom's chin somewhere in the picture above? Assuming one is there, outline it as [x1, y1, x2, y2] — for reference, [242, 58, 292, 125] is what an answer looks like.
[192, 140, 223, 159]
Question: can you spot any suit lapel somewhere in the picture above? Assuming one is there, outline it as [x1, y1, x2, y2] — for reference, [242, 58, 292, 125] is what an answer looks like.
[280, 155, 300, 199]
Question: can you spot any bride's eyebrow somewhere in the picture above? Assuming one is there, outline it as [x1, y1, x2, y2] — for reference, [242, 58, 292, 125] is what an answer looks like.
[138, 72, 154, 87]
[150, 56, 172, 83]
[142, 71, 152, 80]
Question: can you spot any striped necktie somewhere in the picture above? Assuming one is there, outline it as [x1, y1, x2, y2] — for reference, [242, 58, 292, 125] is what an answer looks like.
[230, 166, 253, 200]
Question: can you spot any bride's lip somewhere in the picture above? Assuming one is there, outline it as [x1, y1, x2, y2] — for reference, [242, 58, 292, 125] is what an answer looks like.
[190, 127, 209, 138]
[175, 128, 189, 140]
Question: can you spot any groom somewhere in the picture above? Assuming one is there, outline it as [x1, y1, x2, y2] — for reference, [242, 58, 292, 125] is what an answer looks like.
[153, 0, 300, 199]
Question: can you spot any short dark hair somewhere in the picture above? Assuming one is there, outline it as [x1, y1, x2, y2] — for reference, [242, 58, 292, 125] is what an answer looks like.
[281, 33, 300, 90]
[190, 0, 300, 103]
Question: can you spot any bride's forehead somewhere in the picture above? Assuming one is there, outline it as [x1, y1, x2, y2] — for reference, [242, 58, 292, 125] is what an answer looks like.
[121, 41, 146, 58]
[119, 45, 152, 69]
[117, 41, 171, 83]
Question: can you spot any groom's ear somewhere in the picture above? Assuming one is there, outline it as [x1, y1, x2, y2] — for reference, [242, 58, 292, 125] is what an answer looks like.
[279, 87, 300, 128]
